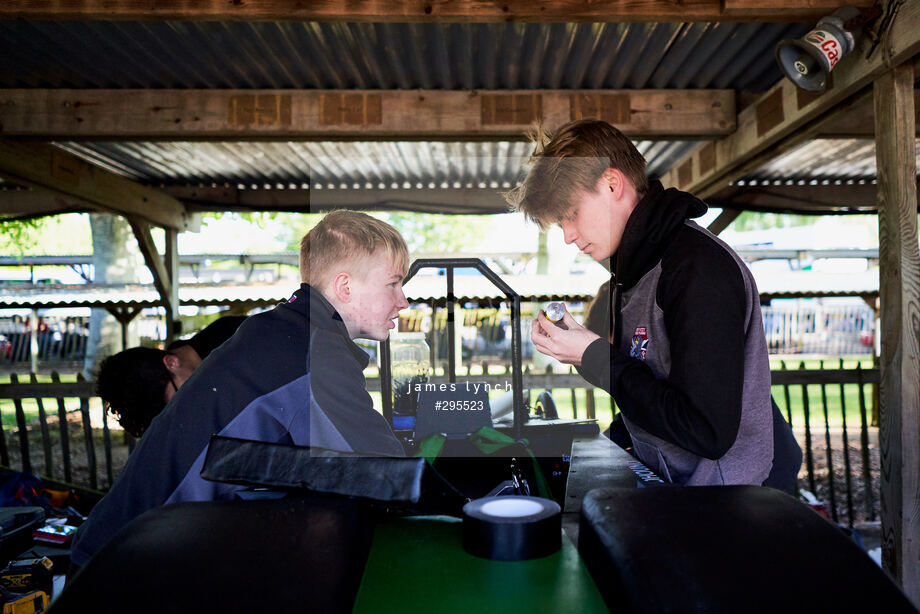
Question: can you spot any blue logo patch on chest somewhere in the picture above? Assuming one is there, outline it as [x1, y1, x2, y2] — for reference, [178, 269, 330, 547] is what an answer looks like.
[630, 326, 649, 360]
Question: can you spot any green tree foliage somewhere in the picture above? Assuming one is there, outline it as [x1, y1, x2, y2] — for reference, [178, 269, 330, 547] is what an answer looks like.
[0, 217, 45, 255]
[0, 214, 92, 256]
[369, 212, 491, 253]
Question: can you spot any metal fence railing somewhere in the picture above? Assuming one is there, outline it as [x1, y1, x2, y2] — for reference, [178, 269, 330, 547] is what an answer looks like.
[0, 363, 879, 529]
[0, 372, 123, 492]
[771, 360, 879, 527]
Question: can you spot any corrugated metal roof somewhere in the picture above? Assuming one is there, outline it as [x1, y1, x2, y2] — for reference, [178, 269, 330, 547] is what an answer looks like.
[55, 140, 696, 187]
[738, 138, 920, 185]
[0, 283, 286, 310]
[0, 274, 607, 309]
[0, 21, 810, 91]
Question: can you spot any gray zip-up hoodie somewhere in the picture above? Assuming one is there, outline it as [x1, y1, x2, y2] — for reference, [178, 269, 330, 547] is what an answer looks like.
[577, 181, 801, 488]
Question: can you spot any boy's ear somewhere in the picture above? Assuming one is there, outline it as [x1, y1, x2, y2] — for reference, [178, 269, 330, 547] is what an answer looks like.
[604, 168, 625, 200]
[330, 272, 352, 303]
[163, 353, 180, 372]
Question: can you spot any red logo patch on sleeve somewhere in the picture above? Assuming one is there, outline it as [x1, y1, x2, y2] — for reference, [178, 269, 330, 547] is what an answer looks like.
[630, 326, 649, 360]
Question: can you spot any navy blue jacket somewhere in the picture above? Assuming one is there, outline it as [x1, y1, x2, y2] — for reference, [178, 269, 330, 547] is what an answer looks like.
[71, 284, 403, 567]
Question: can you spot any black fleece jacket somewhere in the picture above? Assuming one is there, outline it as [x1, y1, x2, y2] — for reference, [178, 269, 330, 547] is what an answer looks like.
[577, 181, 749, 460]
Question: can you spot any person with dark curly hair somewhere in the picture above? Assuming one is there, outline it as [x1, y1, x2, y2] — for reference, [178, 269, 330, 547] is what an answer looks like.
[95, 315, 246, 437]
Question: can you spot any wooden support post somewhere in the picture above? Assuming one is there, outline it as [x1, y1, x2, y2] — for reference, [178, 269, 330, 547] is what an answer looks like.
[104, 306, 144, 352]
[875, 60, 920, 603]
[28, 309, 38, 375]
[128, 218, 181, 344]
[165, 227, 180, 345]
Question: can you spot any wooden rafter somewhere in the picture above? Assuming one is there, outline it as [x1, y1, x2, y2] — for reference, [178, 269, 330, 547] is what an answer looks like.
[0, 189, 87, 219]
[127, 218, 172, 308]
[0, 89, 735, 140]
[660, 0, 920, 198]
[818, 90, 920, 138]
[126, 218, 179, 343]
[707, 183, 887, 214]
[0, 139, 188, 230]
[704, 208, 740, 235]
[0, 0, 871, 22]
[166, 186, 509, 215]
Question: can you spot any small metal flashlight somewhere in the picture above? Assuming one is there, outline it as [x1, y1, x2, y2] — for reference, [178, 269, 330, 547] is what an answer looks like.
[544, 302, 565, 322]
[543, 302, 568, 329]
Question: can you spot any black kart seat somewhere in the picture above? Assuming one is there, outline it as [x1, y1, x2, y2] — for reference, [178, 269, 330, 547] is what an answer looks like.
[578, 486, 917, 614]
[53, 495, 375, 614]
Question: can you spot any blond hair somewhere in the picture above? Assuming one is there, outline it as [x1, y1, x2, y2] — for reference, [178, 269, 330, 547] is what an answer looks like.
[505, 120, 648, 230]
[300, 210, 409, 287]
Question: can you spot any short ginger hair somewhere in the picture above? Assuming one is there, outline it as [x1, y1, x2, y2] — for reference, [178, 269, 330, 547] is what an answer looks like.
[505, 120, 648, 230]
[300, 210, 409, 289]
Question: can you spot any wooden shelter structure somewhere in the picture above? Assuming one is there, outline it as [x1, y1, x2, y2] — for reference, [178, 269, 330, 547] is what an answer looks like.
[0, 0, 918, 603]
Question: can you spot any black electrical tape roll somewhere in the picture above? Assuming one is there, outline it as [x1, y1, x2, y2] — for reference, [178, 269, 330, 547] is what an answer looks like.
[461, 496, 562, 561]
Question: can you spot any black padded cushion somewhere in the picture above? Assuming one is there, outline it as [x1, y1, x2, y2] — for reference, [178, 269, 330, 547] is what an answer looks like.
[53, 495, 375, 613]
[579, 486, 917, 614]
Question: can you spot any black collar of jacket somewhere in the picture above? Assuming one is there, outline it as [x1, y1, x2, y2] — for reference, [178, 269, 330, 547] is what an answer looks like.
[612, 179, 709, 291]
[286, 283, 370, 369]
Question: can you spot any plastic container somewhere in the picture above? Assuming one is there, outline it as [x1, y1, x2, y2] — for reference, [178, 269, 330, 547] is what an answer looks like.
[390, 332, 430, 430]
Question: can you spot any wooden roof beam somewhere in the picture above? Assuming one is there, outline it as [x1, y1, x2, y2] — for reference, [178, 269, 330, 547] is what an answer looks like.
[0, 139, 188, 230]
[707, 183, 888, 214]
[0, 89, 735, 140]
[660, 0, 920, 199]
[0, 189, 89, 219]
[817, 90, 920, 138]
[165, 185, 510, 215]
[0, 0, 871, 22]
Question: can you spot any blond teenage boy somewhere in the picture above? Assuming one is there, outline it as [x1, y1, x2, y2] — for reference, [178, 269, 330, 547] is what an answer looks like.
[70, 211, 409, 572]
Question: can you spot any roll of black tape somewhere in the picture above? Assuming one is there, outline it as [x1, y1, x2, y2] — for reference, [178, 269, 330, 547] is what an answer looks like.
[462, 496, 562, 561]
